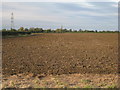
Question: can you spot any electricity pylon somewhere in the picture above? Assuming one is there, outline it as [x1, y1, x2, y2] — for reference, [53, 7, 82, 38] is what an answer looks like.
[11, 12, 14, 30]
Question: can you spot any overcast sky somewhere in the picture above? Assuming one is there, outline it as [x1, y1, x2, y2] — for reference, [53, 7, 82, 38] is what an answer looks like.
[2, 1, 118, 31]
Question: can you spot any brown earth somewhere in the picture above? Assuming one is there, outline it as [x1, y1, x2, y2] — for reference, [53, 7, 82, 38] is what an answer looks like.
[2, 73, 118, 88]
[2, 33, 119, 88]
[2, 33, 118, 77]
[2, 33, 118, 75]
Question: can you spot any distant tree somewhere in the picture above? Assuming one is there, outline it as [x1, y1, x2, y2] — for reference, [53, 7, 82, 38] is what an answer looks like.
[69, 29, 72, 32]
[73, 30, 77, 32]
[34, 28, 43, 33]
[51, 30, 55, 33]
[56, 29, 62, 33]
[28, 27, 43, 33]
[46, 29, 51, 33]
[39, 28, 44, 33]
[18, 27, 24, 31]
[29, 27, 35, 32]
[79, 29, 82, 32]
[25, 28, 29, 31]
[84, 30, 89, 32]
[62, 29, 68, 32]
[34, 28, 40, 33]
[2, 29, 7, 31]
[11, 29, 16, 32]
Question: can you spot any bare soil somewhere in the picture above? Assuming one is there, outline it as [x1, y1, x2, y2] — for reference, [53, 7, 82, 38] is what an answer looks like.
[2, 33, 119, 88]
[2, 73, 118, 88]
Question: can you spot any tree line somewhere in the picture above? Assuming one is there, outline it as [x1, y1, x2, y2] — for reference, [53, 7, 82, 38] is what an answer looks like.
[1, 27, 119, 36]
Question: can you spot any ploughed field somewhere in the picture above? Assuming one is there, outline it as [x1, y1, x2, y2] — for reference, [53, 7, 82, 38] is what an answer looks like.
[2, 33, 118, 77]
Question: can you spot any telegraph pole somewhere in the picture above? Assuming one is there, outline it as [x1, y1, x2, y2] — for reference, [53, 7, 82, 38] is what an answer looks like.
[61, 25, 63, 29]
[11, 12, 14, 30]
[61, 25, 63, 33]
